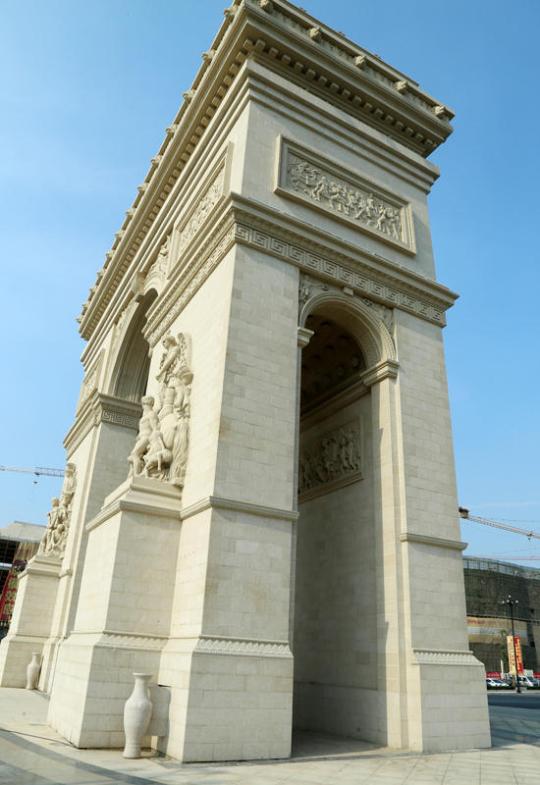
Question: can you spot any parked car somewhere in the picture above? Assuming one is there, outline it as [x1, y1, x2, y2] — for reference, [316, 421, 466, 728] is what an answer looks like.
[486, 678, 512, 689]
[518, 675, 540, 689]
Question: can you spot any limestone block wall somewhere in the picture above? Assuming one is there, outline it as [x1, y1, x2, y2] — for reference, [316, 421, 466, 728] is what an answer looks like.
[394, 309, 469, 649]
[394, 311, 460, 539]
[212, 245, 299, 510]
[293, 394, 378, 740]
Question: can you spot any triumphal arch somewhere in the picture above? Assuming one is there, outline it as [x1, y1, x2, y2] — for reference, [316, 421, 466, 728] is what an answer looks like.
[0, 0, 491, 760]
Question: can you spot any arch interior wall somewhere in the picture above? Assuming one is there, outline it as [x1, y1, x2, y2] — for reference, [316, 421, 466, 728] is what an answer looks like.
[293, 311, 379, 741]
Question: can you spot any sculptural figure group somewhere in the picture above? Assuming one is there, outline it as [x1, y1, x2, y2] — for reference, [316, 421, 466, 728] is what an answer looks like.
[128, 332, 193, 487]
[288, 155, 402, 240]
[39, 463, 77, 558]
[299, 424, 361, 494]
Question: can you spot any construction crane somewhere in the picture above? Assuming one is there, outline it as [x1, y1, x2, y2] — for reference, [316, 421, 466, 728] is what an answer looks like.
[459, 507, 540, 542]
[482, 555, 540, 561]
[0, 465, 64, 479]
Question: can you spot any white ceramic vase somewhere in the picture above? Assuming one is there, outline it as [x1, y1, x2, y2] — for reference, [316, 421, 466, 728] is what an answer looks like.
[123, 673, 153, 758]
[25, 652, 41, 690]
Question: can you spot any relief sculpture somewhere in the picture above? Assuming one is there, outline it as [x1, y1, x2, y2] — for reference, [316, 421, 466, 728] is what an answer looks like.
[299, 421, 362, 497]
[128, 332, 193, 488]
[286, 152, 403, 242]
[174, 165, 225, 262]
[38, 463, 77, 558]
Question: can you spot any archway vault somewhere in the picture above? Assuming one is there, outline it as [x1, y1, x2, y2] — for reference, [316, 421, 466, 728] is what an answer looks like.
[109, 289, 158, 403]
[299, 289, 398, 385]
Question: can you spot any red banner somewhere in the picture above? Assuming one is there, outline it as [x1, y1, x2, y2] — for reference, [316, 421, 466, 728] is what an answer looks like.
[507, 635, 524, 675]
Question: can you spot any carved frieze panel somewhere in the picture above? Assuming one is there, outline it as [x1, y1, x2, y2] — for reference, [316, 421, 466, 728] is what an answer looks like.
[100, 397, 141, 430]
[299, 419, 362, 502]
[233, 223, 443, 325]
[276, 138, 415, 254]
[109, 302, 133, 362]
[147, 223, 236, 347]
[146, 234, 171, 285]
[170, 160, 226, 271]
[77, 351, 104, 413]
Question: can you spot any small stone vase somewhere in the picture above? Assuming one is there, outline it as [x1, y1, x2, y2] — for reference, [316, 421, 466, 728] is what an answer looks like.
[123, 673, 153, 758]
[25, 652, 41, 690]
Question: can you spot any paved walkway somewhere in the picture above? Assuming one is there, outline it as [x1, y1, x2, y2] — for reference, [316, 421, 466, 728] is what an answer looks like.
[0, 689, 539, 784]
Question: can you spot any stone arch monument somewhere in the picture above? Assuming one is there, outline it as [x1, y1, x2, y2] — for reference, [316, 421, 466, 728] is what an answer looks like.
[0, 0, 490, 760]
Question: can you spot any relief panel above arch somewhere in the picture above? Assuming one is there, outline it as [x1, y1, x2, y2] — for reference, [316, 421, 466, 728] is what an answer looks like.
[275, 137, 416, 255]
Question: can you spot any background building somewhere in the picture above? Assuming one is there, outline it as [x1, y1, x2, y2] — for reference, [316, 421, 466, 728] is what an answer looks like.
[464, 557, 540, 673]
[0, 522, 43, 637]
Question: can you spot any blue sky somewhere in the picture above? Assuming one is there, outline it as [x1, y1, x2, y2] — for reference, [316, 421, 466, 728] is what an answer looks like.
[1, 0, 539, 564]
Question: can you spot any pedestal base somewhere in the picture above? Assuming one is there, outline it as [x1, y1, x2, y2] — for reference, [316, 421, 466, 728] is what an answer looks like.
[158, 637, 293, 762]
[47, 477, 182, 748]
[0, 555, 61, 688]
[407, 651, 491, 752]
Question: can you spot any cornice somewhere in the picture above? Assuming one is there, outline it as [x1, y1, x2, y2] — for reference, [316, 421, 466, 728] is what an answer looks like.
[86, 476, 183, 532]
[400, 532, 468, 551]
[78, 0, 453, 343]
[21, 554, 62, 579]
[243, 3, 452, 154]
[194, 635, 292, 659]
[144, 194, 458, 347]
[361, 360, 400, 387]
[180, 495, 298, 523]
[412, 648, 479, 667]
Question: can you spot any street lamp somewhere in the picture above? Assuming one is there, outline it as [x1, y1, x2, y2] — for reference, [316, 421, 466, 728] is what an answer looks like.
[500, 595, 521, 693]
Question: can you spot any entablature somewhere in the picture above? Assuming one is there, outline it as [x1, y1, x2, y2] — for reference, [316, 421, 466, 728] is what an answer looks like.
[142, 193, 458, 348]
[64, 391, 142, 457]
[78, 0, 453, 345]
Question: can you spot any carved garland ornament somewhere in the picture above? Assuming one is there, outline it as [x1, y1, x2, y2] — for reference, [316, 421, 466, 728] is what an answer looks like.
[128, 332, 192, 488]
[38, 463, 77, 559]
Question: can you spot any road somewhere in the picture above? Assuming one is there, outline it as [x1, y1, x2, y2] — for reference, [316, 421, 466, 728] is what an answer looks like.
[488, 690, 540, 710]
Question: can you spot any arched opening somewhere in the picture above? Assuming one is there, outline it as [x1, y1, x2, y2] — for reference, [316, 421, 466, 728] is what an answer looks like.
[112, 290, 157, 402]
[292, 305, 379, 743]
[81, 288, 158, 513]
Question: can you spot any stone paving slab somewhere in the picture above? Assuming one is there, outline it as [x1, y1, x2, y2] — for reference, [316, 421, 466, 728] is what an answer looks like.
[0, 689, 539, 784]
